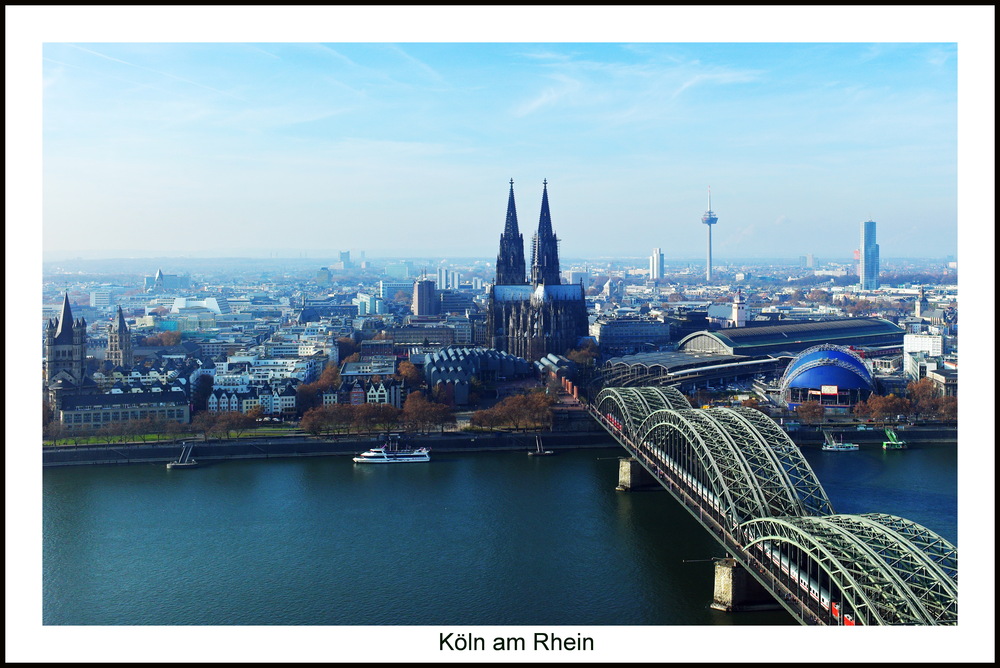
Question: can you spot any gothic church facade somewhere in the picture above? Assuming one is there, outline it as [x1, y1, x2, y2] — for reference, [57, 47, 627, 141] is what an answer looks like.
[486, 180, 588, 362]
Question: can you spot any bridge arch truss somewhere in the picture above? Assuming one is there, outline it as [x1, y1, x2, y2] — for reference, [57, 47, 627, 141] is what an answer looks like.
[591, 385, 958, 626]
[595, 388, 833, 527]
[742, 514, 958, 626]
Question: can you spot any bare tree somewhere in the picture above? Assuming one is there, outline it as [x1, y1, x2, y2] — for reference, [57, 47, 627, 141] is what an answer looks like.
[795, 401, 825, 425]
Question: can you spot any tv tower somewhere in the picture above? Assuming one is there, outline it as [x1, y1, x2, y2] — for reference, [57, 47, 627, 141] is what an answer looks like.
[701, 187, 718, 282]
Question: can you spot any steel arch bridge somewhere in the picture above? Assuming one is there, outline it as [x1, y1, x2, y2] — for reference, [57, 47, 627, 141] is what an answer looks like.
[591, 386, 958, 626]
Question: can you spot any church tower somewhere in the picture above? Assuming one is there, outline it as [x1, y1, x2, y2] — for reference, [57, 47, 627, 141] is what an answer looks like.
[487, 179, 587, 361]
[45, 292, 97, 409]
[915, 286, 930, 319]
[45, 292, 88, 385]
[530, 179, 562, 286]
[495, 179, 527, 286]
[731, 288, 747, 328]
[107, 305, 133, 368]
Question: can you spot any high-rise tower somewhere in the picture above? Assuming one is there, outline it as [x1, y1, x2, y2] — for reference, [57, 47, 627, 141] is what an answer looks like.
[530, 179, 561, 286]
[649, 247, 664, 280]
[701, 187, 718, 282]
[412, 276, 438, 316]
[495, 179, 527, 286]
[859, 219, 880, 290]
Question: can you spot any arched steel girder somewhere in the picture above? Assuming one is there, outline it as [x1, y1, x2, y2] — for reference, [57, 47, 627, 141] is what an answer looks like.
[594, 387, 691, 438]
[857, 513, 958, 582]
[819, 514, 958, 622]
[635, 408, 774, 525]
[742, 515, 958, 626]
[595, 390, 833, 523]
[653, 385, 691, 410]
[709, 407, 834, 517]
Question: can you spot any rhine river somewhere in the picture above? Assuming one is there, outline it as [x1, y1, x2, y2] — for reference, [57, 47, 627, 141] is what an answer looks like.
[41, 440, 957, 630]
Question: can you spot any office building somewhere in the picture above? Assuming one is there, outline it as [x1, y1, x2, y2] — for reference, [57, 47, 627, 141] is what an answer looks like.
[649, 247, 664, 280]
[412, 279, 438, 316]
[859, 219, 880, 290]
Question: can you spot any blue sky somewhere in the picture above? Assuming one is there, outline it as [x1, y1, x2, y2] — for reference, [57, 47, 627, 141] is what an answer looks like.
[28, 10, 979, 263]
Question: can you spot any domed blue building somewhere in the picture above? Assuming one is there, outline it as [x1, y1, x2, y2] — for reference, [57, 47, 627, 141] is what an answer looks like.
[779, 344, 875, 413]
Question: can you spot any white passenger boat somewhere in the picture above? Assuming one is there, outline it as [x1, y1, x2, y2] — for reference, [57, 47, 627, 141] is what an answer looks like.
[353, 438, 430, 464]
[822, 431, 859, 451]
[822, 441, 860, 452]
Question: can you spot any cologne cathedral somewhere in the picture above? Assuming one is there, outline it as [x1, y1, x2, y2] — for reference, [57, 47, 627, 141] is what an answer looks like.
[486, 179, 588, 361]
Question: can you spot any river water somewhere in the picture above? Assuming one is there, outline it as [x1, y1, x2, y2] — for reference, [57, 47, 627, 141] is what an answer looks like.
[42, 441, 957, 630]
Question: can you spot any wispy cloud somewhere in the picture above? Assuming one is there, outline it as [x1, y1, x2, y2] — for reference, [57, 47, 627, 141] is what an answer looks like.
[310, 43, 362, 68]
[68, 44, 246, 101]
[385, 44, 446, 84]
[512, 73, 583, 117]
[244, 44, 282, 60]
[518, 49, 578, 62]
[670, 69, 760, 100]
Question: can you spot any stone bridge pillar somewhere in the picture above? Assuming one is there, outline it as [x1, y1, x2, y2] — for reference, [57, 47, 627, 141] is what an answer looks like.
[616, 457, 658, 491]
[711, 557, 780, 612]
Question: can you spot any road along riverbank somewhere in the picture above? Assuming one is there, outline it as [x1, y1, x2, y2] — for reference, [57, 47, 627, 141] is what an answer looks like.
[42, 431, 618, 467]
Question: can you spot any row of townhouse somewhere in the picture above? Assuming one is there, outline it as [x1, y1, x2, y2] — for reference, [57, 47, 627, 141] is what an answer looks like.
[207, 384, 298, 416]
[319, 378, 409, 409]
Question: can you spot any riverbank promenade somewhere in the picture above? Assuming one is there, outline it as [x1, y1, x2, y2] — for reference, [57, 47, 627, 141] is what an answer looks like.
[42, 431, 618, 467]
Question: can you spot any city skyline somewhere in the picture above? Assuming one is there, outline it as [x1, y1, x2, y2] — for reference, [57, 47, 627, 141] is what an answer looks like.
[22, 10, 981, 264]
[9, 6, 995, 665]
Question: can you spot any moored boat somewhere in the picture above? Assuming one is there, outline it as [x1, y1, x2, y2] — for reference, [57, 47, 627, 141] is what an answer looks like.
[167, 443, 199, 469]
[527, 435, 554, 456]
[822, 442, 859, 452]
[822, 431, 859, 451]
[353, 446, 431, 464]
[882, 428, 907, 450]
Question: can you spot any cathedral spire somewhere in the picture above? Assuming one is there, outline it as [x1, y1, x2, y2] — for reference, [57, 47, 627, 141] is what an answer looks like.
[54, 292, 74, 341]
[504, 178, 520, 236]
[495, 179, 527, 285]
[531, 179, 561, 286]
[537, 178, 553, 238]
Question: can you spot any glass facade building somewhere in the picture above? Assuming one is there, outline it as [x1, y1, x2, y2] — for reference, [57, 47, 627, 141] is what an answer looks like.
[860, 219, 880, 290]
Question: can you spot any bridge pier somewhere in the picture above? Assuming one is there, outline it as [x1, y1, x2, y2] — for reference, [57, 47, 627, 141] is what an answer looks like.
[616, 457, 659, 491]
[710, 557, 781, 612]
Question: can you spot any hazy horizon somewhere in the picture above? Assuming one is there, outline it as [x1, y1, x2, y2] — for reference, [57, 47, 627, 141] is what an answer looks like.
[40, 249, 958, 264]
